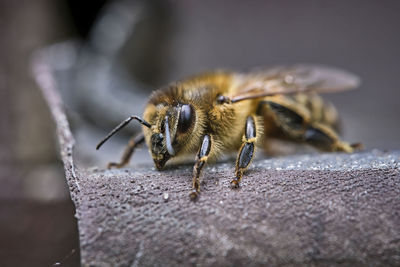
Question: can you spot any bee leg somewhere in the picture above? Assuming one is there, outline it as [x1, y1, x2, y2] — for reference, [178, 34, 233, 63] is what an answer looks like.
[258, 100, 306, 135]
[189, 134, 212, 201]
[258, 100, 362, 152]
[107, 133, 145, 169]
[231, 115, 257, 188]
[304, 124, 362, 152]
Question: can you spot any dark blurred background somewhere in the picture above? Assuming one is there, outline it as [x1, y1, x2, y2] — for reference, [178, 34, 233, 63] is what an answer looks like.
[1, 0, 399, 266]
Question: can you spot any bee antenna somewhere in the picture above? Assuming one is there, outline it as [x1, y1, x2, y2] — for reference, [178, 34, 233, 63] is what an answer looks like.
[164, 115, 175, 156]
[96, 116, 151, 150]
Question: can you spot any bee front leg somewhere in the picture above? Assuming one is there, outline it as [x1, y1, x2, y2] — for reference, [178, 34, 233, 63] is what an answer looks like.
[231, 115, 258, 188]
[189, 134, 212, 201]
[108, 133, 145, 169]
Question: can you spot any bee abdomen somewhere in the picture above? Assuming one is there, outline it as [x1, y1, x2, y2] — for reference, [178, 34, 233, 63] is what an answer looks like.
[292, 94, 340, 130]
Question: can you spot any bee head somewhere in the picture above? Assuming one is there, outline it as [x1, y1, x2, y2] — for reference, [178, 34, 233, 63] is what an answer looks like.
[144, 103, 196, 170]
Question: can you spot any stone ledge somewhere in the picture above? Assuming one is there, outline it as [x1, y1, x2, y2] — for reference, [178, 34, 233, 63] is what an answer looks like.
[34, 55, 400, 266]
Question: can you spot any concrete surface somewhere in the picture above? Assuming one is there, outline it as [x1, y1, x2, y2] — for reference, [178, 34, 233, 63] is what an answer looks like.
[35, 55, 400, 266]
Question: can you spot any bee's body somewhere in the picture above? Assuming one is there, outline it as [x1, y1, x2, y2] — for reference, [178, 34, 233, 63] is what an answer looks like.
[144, 72, 341, 158]
[97, 65, 361, 200]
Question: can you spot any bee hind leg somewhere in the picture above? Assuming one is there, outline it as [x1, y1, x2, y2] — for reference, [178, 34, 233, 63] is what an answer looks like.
[304, 123, 362, 152]
[107, 133, 145, 169]
[258, 99, 362, 152]
[231, 115, 258, 188]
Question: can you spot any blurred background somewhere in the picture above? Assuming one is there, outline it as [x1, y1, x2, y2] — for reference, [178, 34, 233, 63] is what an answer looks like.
[1, 0, 399, 266]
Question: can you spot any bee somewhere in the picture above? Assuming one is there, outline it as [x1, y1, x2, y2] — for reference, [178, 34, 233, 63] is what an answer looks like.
[96, 64, 361, 200]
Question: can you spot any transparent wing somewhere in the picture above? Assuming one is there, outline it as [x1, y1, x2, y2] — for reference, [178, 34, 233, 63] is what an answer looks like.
[230, 64, 360, 103]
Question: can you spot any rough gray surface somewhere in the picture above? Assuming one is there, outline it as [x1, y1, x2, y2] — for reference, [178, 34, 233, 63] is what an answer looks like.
[35, 57, 400, 266]
[79, 154, 400, 267]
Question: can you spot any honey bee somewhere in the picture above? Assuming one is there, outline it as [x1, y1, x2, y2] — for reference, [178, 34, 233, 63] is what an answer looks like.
[97, 64, 361, 200]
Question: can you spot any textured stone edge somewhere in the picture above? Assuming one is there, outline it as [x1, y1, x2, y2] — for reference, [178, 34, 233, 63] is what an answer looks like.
[31, 52, 81, 208]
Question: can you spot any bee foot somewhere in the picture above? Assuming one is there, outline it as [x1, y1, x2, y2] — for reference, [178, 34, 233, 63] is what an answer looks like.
[107, 162, 123, 169]
[189, 189, 199, 201]
[230, 179, 240, 189]
[351, 142, 364, 150]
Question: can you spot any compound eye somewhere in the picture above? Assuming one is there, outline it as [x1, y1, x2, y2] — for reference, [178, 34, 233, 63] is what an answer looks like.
[178, 104, 193, 133]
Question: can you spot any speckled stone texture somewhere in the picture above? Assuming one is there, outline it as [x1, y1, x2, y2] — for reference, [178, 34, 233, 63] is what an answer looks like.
[36, 58, 400, 266]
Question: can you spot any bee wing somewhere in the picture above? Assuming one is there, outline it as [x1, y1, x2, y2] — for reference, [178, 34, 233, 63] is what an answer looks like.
[230, 64, 360, 103]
